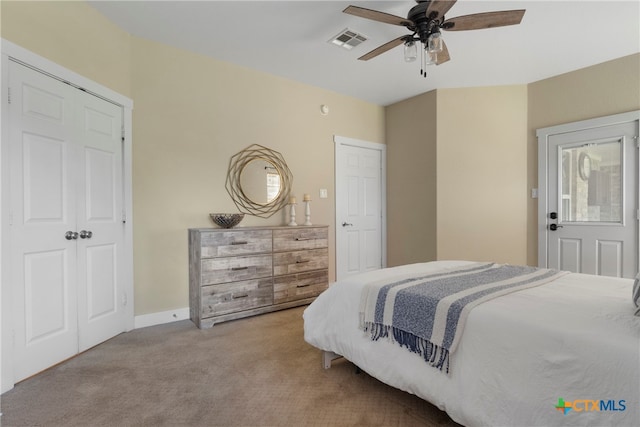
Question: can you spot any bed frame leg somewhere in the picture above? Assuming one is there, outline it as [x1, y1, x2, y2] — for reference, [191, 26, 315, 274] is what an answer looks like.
[322, 351, 341, 369]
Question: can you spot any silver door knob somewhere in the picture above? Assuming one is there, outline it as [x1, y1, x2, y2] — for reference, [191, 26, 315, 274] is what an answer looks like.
[342, 222, 353, 227]
[79, 230, 93, 239]
[65, 231, 78, 240]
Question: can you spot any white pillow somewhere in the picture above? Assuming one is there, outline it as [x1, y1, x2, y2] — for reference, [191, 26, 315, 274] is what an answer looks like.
[633, 273, 640, 316]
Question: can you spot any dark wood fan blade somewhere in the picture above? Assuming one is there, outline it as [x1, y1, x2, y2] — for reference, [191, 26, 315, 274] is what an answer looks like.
[343, 5, 411, 27]
[441, 10, 525, 31]
[358, 36, 405, 61]
[436, 40, 451, 65]
[426, 0, 457, 20]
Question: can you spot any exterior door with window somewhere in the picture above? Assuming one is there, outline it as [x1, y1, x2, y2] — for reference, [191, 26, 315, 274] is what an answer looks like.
[544, 120, 638, 277]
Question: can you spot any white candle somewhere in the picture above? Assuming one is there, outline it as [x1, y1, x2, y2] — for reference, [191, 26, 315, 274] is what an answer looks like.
[290, 196, 296, 204]
[303, 193, 311, 202]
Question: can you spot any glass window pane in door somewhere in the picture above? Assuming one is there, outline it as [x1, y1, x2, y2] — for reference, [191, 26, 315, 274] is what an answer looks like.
[560, 140, 622, 223]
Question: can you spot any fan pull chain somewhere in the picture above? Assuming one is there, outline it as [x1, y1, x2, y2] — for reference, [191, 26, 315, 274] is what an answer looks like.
[420, 44, 424, 77]
[424, 51, 427, 78]
[422, 44, 427, 78]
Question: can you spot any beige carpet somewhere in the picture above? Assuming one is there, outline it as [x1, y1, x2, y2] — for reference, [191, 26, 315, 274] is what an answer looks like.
[0, 306, 460, 426]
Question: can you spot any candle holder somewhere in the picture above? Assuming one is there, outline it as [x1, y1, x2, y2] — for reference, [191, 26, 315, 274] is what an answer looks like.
[288, 201, 297, 226]
[303, 198, 312, 226]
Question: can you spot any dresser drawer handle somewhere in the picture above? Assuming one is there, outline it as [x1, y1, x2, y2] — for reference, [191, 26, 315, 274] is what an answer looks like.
[296, 284, 311, 288]
[295, 237, 311, 241]
[231, 266, 249, 271]
[233, 293, 249, 299]
[296, 259, 310, 264]
[231, 241, 248, 245]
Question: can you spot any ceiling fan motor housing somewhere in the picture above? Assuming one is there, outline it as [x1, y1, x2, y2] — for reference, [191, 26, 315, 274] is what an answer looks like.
[407, 1, 442, 44]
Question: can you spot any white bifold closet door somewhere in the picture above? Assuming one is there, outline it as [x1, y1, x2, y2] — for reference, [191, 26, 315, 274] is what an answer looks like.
[9, 60, 126, 381]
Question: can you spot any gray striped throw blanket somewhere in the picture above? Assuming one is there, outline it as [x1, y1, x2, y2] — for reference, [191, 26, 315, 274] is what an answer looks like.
[359, 263, 568, 373]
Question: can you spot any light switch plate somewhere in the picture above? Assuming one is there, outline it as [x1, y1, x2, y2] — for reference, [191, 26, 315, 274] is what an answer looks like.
[319, 189, 328, 199]
[531, 188, 538, 199]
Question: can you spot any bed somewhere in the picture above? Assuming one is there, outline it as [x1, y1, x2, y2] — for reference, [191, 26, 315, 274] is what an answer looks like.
[303, 260, 640, 427]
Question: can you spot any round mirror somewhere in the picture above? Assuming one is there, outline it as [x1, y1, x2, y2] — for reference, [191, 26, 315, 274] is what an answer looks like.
[239, 158, 281, 205]
[226, 145, 292, 218]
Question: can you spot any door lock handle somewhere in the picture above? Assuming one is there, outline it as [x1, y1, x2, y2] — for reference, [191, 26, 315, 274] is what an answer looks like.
[65, 231, 79, 240]
[549, 224, 563, 231]
[79, 230, 93, 239]
[342, 222, 353, 227]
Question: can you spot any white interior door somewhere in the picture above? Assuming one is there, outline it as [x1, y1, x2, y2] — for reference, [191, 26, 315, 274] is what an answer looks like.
[335, 137, 386, 280]
[76, 90, 125, 351]
[9, 61, 79, 380]
[9, 60, 126, 381]
[546, 121, 638, 277]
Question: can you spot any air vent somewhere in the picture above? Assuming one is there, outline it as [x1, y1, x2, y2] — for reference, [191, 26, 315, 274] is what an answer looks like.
[329, 28, 368, 50]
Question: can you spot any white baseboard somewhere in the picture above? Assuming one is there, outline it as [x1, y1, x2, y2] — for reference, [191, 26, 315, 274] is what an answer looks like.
[134, 307, 190, 329]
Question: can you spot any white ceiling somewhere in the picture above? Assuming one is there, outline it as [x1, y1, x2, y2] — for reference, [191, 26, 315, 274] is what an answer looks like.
[88, 0, 640, 106]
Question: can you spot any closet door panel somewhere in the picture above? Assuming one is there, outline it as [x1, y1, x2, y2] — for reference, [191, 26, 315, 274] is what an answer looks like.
[22, 133, 67, 223]
[24, 250, 69, 340]
[76, 91, 125, 351]
[9, 61, 79, 382]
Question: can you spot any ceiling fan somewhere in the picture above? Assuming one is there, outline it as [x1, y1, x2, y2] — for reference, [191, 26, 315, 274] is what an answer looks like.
[344, 0, 525, 75]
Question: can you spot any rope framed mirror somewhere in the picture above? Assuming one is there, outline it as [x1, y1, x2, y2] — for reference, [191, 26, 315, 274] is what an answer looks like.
[225, 144, 293, 218]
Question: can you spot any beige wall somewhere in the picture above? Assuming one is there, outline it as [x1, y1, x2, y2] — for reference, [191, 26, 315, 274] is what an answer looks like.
[1, 0, 131, 97]
[527, 53, 640, 265]
[130, 37, 384, 314]
[385, 85, 528, 266]
[385, 91, 437, 266]
[2, 1, 385, 316]
[386, 55, 639, 268]
[436, 86, 528, 264]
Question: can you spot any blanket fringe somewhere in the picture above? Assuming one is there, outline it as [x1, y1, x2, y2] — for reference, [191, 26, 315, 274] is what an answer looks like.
[363, 321, 450, 374]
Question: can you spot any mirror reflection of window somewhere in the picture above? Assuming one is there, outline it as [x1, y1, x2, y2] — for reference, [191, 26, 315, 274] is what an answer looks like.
[266, 168, 280, 202]
[240, 159, 281, 205]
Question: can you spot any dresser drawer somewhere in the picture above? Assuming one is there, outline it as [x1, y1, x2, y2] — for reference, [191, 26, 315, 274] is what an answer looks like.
[274, 270, 328, 304]
[201, 278, 273, 317]
[200, 230, 272, 258]
[273, 227, 328, 252]
[201, 254, 272, 285]
[273, 248, 328, 276]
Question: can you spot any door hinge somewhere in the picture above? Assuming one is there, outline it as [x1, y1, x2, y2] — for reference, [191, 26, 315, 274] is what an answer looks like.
[121, 209, 127, 224]
[7, 87, 11, 104]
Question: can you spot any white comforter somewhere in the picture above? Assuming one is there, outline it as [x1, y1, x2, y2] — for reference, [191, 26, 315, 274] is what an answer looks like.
[303, 261, 640, 427]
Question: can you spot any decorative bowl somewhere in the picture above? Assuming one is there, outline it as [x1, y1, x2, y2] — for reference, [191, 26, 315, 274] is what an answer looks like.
[209, 213, 245, 228]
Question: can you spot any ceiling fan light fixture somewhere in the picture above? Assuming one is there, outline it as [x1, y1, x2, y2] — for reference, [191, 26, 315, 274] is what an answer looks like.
[426, 49, 437, 65]
[427, 32, 443, 54]
[404, 40, 417, 62]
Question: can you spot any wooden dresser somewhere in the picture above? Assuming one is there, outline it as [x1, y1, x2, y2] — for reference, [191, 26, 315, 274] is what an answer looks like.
[189, 225, 329, 328]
